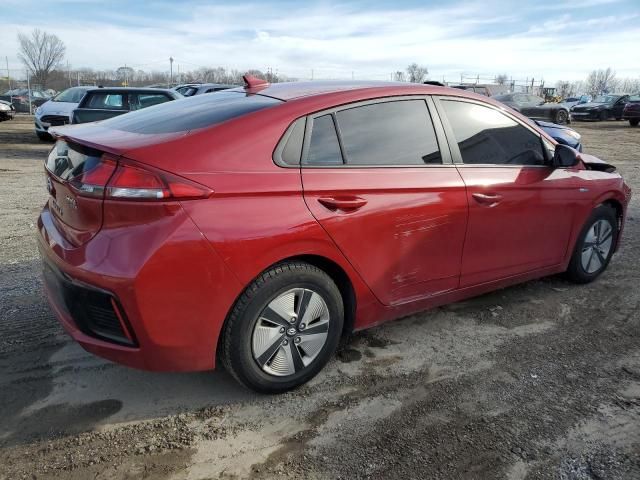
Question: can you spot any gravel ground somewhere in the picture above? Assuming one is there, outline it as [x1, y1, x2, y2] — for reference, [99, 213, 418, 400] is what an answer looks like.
[0, 115, 639, 479]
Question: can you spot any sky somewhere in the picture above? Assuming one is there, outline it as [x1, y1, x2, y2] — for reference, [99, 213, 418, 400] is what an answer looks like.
[1, 0, 639, 84]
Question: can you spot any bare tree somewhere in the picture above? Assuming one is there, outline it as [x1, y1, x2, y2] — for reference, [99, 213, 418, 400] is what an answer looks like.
[394, 71, 406, 82]
[17, 29, 66, 89]
[495, 74, 508, 85]
[555, 81, 572, 99]
[585, 68, 617, 97]
[406, 63, 428, 83]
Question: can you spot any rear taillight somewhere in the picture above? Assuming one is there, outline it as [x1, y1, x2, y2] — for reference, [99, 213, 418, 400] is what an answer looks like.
[69, 154, 212, 201]
[69, 156, 117, 197]
[106, 161, 212, 200]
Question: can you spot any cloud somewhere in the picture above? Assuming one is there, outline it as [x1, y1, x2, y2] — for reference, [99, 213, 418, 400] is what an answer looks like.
[0, 0, 638, 83]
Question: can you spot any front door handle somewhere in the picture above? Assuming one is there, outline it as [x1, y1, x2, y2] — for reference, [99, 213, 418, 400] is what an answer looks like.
[318, 196, 367, 212]
[472, 192, 503, 207]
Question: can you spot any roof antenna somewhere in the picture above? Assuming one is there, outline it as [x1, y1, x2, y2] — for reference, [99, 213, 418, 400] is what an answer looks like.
[243, 74, 269, 89]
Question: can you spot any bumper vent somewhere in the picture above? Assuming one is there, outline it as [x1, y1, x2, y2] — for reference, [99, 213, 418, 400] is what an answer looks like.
[43, 262, 137, 346]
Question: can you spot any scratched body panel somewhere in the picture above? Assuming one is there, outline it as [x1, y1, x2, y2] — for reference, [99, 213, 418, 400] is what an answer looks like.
[302, 167, 468, 306]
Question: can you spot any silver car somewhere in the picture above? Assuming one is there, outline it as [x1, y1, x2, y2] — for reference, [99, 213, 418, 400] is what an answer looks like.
[35, 86, 92, 140]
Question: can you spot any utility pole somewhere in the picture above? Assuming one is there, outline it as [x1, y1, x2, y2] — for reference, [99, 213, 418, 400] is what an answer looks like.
[26, 70, 32, 115]
[5, 56, 12, 105]
[169, 57, 174, 87]
[67, 61, 71, 88]
[77, 71, 80, 86]
[311, 68, 314, 80]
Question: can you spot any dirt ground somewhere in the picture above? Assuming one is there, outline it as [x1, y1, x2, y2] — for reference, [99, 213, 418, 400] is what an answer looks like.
[0, 115, 639, 480]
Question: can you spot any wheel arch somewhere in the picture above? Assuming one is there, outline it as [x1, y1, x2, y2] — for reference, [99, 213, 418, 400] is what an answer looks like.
[215, 254, 358, 366]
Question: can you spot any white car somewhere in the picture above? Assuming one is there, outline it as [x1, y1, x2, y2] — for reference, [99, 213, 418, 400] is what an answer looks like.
[34, 86, 92, 140]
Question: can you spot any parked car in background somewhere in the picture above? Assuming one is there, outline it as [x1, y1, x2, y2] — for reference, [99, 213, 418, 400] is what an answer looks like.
[173, 83, 237, 96]
[71, 87, 182, 124]
[492, 93, 571, 124]
[35, 86, 93, 140]
[570, 94, 630, 121]
[560, 95, 591, 109]
[622, 94, 640, 126]
[0, 100, 15, 121]
[0, 88, 51, 112]
[533, 119, 582, 151]
[40, 78, 630, 393]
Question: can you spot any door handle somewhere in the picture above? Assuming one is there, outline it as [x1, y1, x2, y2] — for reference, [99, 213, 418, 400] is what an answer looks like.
[318, 196, 367, 212]
[472, 192, 503, 207]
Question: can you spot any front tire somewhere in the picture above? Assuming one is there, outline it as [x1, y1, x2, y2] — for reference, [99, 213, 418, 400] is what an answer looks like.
[599, 110, 608, 121]
[630, 119, 639, 127]
[219, 261, 344, 393]
[565, 205, 618, 284]
[36, 131, 52, 141]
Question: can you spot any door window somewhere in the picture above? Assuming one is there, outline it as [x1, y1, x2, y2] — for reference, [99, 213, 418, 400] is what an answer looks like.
[441, 100, 546, 166]
[86, 93, 127, 110]
[335, 100, 441, 165]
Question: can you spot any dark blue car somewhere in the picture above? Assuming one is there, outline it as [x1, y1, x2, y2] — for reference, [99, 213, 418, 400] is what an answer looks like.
[532, 120, 582, 152]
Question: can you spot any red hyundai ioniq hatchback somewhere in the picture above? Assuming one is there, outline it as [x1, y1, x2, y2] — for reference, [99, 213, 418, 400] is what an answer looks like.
[38, 76, 631, 392]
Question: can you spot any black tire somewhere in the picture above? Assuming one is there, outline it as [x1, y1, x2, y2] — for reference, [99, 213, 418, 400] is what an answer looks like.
[615, 117, 622, 121]
[630, 119, 639, 127]
[555, 109, 569, 125]
[599, 110, 608, 121]
[36, 131, 52, 141]
[565, 205, 618, 284]
[219, 261, 344, 393]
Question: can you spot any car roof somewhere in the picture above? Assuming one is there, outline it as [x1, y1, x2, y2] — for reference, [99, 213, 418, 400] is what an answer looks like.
[227, 80, 465, 101]
[85, 87, 175, 94]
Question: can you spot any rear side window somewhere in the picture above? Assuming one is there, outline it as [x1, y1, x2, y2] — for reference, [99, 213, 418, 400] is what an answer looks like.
[86, 93, 127, 110]
[306, 115, 343, 166]
[100, 91, 282, 134]
[131, 93, 172, 110]
[441, 100, 546, 166]
[335, 100, 441, 165]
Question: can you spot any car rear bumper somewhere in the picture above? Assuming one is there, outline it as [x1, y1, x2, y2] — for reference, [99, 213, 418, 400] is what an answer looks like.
[37, 202, 243, 372]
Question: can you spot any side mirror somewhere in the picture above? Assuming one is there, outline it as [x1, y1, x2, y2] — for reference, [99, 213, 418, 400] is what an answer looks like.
[553, 144, 579, 168]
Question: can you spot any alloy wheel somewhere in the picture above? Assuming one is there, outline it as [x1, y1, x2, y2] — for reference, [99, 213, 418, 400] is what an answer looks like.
[581, 219, 614, 274]
[252, 288, 330, 376]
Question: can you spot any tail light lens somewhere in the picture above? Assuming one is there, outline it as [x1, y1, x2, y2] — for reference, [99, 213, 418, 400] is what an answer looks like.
[69, 154, 212, 201]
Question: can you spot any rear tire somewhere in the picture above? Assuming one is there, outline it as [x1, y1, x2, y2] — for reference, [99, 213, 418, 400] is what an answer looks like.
[565, 205, 618, 284]
[630, 119, 639, 127]
[219, 261, 344, 393]
[555, 109, 569, 125]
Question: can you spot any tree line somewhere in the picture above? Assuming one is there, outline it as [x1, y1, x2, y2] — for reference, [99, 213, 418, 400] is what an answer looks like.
[5, 29, 639, 98]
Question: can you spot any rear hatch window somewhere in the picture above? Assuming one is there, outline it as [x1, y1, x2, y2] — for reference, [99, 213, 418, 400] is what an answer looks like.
[98, 91, 282, 134]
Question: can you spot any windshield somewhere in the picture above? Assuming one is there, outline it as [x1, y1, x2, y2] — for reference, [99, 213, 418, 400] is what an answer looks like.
[593, 95, 617, 103]
[53, 87, 90, 103]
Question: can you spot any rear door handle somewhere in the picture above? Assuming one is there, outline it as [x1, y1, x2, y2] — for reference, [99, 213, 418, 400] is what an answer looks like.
[318, 196, 367, 212]
[472, 192, 503, 207]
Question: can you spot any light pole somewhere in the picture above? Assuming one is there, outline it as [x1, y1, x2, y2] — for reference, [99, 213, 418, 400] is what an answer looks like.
[169, 57, 174, 87]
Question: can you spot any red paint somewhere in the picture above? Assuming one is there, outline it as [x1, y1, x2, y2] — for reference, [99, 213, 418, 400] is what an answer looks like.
[38, 81, 631, 372]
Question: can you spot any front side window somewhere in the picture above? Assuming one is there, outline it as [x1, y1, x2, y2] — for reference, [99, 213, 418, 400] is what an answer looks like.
[335, 100, 441, 165]
[441, 100, 546, 166]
